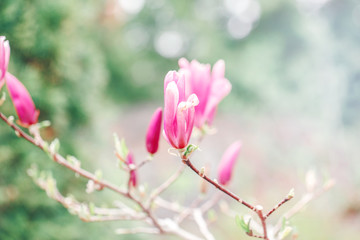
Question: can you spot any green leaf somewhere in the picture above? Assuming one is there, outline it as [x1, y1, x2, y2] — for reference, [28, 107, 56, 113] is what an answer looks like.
[287, 188, 295, 199]
[37, 120, 51, 129]
[95, 169, 103, 180]
[184, 144, 198, 158]
[113, 133, 128, 159]
[235, 215, 251, 234]
[88, 202, 95, 215]
[49, 138, 60, 154]
[207, 209, 217, 221]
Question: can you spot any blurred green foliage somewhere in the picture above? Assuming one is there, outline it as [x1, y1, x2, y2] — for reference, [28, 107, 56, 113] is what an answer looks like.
[1, 0, 360, 239]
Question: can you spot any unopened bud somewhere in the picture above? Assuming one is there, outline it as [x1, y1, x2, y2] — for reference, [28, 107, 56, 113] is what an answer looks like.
[126, 152, 137, 187]
[287, 188, 295, 199]
[49, 138, 60, 155]
[200, 165, 210, 194]
[86, 180, 95, 194]
[6, 73, 40, 127]
[145, 108, 162, 154]
[37, 120, 51, 129]
[88, 202, 95, 215]
[217, 141, 242, 185]
[199, 167, 206, 177]
[8, 115, 14, 124]
[279, 226, 293, 239]
[95, 170, 103, 181]
[138, 185, 146, 198]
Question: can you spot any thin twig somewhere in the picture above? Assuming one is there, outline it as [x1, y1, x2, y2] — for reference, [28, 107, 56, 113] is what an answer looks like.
[255, 206, 268, 240]
[115, 227, 160, 235]
[147, 165, 186, 207]
[273, 181, 334, 236]
[265, 194, 293, 219]
[176, 195, 204, 223]
[155, 197, 186, 213]
[137, 156, 152, 169]
[160, 218, 205, 240]
[200, 192, 222, 213]
[193, 209, 215, 240]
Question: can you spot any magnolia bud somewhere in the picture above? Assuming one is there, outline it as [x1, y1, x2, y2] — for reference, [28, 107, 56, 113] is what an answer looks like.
[217, 141, 242, 185]
[145, 108, 162, 154]
[6, 73, 40, 127]
[126, 152, 137, 187]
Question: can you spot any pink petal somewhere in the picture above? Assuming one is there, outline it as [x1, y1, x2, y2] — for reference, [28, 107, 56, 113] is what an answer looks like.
[175, 102, 187, 149]
[212, 59, 225, 80]
[178, 58, 190, 68]
[164, 81, 179, 148]
[0, 37, 10, 81]
[204, 77, 231, 125]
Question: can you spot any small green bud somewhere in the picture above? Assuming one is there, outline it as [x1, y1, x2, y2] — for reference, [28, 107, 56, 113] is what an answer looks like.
[279, 226, 293, 239]
[113, 133, 128, 159]
[287, 188, 295, 199]
[95, 170, 103, 181]
[66, 155, 81, 168]
[88, 202, 95, 215]
[183, 144, 198, 158]
[8, 116, 14, 124]
[207, 209, 217, 222]
[37, 120, 51, 129]
[46, 174, 57, 198]
[199, 167, 206, 177]
[49, 138, 60, 155]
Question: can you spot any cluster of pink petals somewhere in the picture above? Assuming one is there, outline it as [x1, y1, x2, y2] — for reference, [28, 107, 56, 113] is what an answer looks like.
[126, 152, 137, 187]
[178, 58, 232, 128]
[0, 36, 39, 127]
[145, 107, 163, 154]
[163, 71, 199, 149]
[217, 141, 242, 185]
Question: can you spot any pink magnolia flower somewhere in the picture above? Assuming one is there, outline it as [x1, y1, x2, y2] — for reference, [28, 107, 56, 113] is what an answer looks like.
[164, 71, 199, 149]
[178, 58, 231, 128]
[146, 107, 163, 154]
[0, 36, 10, 90]
[217, 141, 242, 185]
[6, 73, 40, 127]
[126, 152, 137, 187]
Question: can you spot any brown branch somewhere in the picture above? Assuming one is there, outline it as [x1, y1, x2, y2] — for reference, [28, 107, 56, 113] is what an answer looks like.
[0, 112, 164, 233]
[182, 156, 271, 239]
[255, 206, 268, 240]
[265, 194, 293, 219]
[181, 157, 255, 211]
